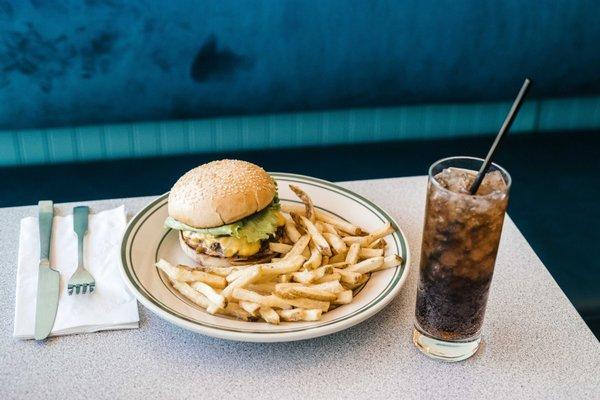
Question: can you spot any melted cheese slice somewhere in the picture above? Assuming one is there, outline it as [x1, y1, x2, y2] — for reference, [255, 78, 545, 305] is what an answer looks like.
[183, 232, 260, 257]
[183, 212, 285, 257]
[275, 211, 286, 227]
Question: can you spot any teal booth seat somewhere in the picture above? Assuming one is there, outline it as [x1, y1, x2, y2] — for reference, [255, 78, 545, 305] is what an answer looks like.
[0, 0, 599, 165]
[2, 96, 600, 166]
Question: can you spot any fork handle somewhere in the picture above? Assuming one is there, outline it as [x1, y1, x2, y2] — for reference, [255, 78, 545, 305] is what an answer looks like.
[38, 201, 54, 262]
[73, 206, 89, 268]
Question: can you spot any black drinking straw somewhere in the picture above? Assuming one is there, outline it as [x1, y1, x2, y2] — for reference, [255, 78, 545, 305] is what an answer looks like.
[469, 78, 532, 195]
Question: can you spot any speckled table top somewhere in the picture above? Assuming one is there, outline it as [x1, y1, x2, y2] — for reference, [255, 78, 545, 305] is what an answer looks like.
[1, 176, 598, 399]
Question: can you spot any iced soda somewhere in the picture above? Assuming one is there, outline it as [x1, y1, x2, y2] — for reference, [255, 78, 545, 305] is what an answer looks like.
[413, 157, 510, 361]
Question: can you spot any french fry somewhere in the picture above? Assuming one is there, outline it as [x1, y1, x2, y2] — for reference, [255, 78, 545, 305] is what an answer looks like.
[276, 308, 305, 322]
[246, 282, 277, 294]
[170, 280, 212, 309]
[281, 232, 293, 245]
[313, 264, 334, 276]
[206, 304, 220, 315]
[322, 261, 348, 269]
[322, 232, 347, 255]
[280, 203, 305, 215]
[321, 222, 339, 235]
[297, 215, 332, 256]
[259, 306, 280, 324]
[226, 267, 249, 283]
[282, 205, 364, 236]
[289, 212, 305, 232]
[278, 274, 292, 283]
[303, 242, 322, 270]
[333, 226, 348, 237]
[283, 234, 310, 260]
[269, 242, 293, 254]
[367, 238, 385, 249]
[329, 252, 348, 263]
[332, 268, 363, 285]
[272, 296, 330, 312]
[314, 272, 341, 284]
[310, 280, 345, 294]
[321, 255, 330, 266]
[156, 259, 227, 289]
[289, 184, 316, 222]
[345, 243, 360, 265]
[316, 212, 364, 235]
[302, 247, 311, 258]
[192, 265, 236, 277]
[346, 256, 384, 274]
[222, 303, 252, 321]
[190, 281, 227, 309]
[334, 290, 353, 305]
[342, 236, 363, 245]
[342, 223, 394, 247]
[377, 254, 403, 271]
[231, 287, 267, 304]
[314, 221, 325, 234]
[302, 309, 323, 321]
[284, 219, 302, 243]
[261, 254, 305, 275]
[314, 221, 325, 232]
[239, 301, 261, 317]
[292, 270, 316, 284]
[342, 273, 370, 290]
[292, 265, 332, 284]
[277, 308, 323, 322]
[275, 283, 338, 301]
[227, 256, 304, 283]
[221, 266, 262, 299]
[263, 295, 296, 309]
[359, 248, 384, 259]
[232, 288, 293, 309]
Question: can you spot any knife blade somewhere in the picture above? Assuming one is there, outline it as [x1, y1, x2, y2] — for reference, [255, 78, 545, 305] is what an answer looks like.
[34, 200, 60, 341]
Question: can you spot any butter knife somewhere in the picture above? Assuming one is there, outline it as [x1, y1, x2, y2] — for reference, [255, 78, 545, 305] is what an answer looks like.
[34, 200, 60, 341]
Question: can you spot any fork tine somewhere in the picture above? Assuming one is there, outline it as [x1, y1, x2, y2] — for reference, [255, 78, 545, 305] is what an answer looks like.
[81, 284, 88, 294]
[89, 283, 95, 293]
[75, 284, 81, 295]
[68, 285, 74, 296]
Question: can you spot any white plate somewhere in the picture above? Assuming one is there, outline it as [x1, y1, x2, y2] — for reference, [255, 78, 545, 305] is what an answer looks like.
[119, 173, 410, 342]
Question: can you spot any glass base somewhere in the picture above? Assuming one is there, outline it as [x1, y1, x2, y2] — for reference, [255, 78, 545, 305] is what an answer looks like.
[413, 327, 481, 362]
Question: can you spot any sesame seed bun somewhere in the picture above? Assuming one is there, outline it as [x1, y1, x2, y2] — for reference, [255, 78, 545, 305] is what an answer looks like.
[168, 159, 277, 228]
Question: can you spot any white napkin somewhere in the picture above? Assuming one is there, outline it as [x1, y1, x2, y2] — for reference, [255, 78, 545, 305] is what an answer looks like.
[13, 205, 139, 339]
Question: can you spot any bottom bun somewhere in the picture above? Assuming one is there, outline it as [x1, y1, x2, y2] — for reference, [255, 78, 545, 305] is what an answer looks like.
[178, 234, 273, 267]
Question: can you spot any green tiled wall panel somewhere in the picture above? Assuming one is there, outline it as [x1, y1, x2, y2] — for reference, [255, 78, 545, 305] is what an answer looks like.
[1, 96, 598, 167]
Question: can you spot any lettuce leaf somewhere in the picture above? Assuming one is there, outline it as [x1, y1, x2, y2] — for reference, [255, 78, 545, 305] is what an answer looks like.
[164, 217, 238, 236]
[165, 199, 280, 242]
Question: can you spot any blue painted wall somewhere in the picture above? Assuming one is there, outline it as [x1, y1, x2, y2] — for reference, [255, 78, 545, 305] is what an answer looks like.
[1, 0, 599, 130]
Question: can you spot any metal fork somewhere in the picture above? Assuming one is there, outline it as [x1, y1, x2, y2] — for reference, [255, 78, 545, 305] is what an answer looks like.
[67, 206, 95, 295]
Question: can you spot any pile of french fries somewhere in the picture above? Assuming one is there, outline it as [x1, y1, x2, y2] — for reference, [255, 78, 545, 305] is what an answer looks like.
[155, 184, 403, 325]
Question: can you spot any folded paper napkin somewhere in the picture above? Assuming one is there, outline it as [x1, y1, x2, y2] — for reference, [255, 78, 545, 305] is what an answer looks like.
[13, 205, 139, 339]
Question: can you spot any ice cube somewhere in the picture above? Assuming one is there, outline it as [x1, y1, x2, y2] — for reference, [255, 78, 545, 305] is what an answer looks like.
[434, 168, 477, 194]
[477, 170, 507, 195]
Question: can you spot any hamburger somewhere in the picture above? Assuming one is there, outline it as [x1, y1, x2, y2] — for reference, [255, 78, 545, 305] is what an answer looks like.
[165, 159, 286, 267]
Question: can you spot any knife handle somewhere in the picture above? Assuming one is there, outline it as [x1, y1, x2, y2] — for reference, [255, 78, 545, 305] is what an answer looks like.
[38, 201, 54, 262]
[73, 206, 89, 268]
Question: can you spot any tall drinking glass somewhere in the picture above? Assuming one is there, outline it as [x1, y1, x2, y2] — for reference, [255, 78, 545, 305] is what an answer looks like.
[413, 156, 511, 361]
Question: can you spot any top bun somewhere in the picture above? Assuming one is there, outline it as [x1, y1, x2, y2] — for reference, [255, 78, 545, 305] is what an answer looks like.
[168, 159, 276, 228]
